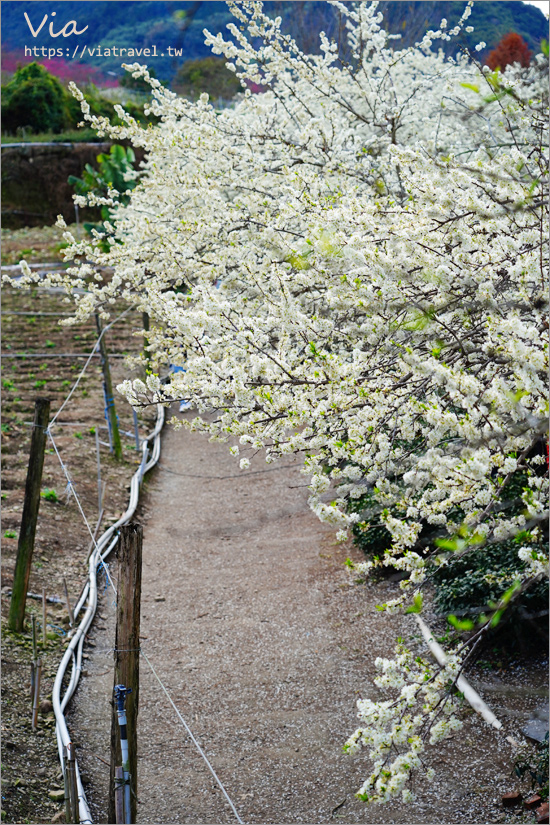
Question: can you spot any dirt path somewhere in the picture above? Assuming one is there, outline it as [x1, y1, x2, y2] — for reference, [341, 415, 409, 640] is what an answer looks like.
[133, 417, 376, 825]
[70, 412, 537, 825]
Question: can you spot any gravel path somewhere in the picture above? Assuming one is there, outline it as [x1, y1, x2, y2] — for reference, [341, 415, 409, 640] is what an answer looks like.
[133, 417, 375, 824]
[69, 412, 537, 825]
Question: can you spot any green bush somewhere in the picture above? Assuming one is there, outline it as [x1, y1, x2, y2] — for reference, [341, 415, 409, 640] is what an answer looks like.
[1, 63, 68, 134]
[431, 538, 548, 615]
[348, 489, 394, 559]
[348, 462, 548, 639]
[174, 57, 241, 101]
[66, 84, 139, 126]
[2, 65, 152, 137]
[69, 143, 137, 206]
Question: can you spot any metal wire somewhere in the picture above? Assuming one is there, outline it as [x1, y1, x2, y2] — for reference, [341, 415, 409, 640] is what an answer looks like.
[44, 305, 164, 823]
[49, 307, 132, 427]
[42, 316, 242, 823]
[141, 649, 244, 825]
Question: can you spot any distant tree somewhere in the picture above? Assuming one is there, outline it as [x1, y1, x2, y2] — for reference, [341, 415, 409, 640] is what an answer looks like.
[174, 57, 241, 101]
[1, 61, 152, 137]
[485, 32, 532, 70]
[1, 62, 68, 133]
[120, 66, 157, 92]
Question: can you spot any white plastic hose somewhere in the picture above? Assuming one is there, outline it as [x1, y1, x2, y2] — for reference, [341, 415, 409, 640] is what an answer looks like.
[52, 404, 165, 823]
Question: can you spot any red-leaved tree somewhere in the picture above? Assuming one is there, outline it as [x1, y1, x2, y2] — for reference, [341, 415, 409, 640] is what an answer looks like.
[485, 32, 532, 70]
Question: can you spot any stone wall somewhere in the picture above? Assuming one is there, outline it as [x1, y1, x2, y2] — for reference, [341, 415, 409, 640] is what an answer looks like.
[1, 142, 144, 229]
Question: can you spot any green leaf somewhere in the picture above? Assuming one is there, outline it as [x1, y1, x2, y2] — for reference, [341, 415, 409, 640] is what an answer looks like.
[447, 614, 474, 631]
[460, 82, 479, 93]
[435, 537, 459, 551]
[500, 579, 522, 605]
[405, 593, 423, 614]
[489, 608, 505, 628]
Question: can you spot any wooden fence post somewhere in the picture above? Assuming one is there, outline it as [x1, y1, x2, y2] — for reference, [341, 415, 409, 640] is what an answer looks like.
[114, 766, 125, 824]
[108, 524, 142, 824]
[8, 397, 50, 632]
[95, 313, 122, 460]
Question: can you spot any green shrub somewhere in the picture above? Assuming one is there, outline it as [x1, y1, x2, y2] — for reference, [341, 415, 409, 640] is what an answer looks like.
[41, 488, 59, 502]
[429, 468, 548, 625]
[431, 538, 548, 615]
[349, 464, 548, 640]
[174, 57, 241, 101]
[348, 489, 394, 559]
[70, 143, 136, 203]
[1, 63, 68, 134]
[2, 65, 152, 138]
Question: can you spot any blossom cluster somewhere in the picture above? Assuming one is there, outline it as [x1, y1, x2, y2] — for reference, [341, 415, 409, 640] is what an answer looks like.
[344, 643, 463, 803]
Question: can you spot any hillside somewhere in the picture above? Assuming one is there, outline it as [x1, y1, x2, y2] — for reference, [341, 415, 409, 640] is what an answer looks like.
[1, 0, 548, 85]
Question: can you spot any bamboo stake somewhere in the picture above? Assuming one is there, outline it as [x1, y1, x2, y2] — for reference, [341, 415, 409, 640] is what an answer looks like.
[95, 427, 102, 512]
[32, 658, 42, 731]
[132, 409, 140, 450]
[31, 614, 38, 703]
[67, 742, 78, 823]
[63, 577, 74, 627]
[95, 313, 122, 460]
[64, 751, 72, 824]
[42, 588, 47, 645]
[31, 613, 37, 661]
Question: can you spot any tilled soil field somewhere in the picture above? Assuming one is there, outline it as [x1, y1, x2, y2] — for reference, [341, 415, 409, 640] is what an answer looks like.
[1, 276, 156, 825]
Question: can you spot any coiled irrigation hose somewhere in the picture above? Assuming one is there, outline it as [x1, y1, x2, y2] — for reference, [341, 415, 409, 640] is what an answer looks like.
[52, 404, 165, 824]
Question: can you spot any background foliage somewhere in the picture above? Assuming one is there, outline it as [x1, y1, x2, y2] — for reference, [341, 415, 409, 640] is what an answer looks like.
[1, 62, 152, 135]
[1, 0, 547, 85]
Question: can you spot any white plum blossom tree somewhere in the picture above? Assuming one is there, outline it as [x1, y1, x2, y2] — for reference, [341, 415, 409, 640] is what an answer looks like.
[8, 0, 548, 803]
